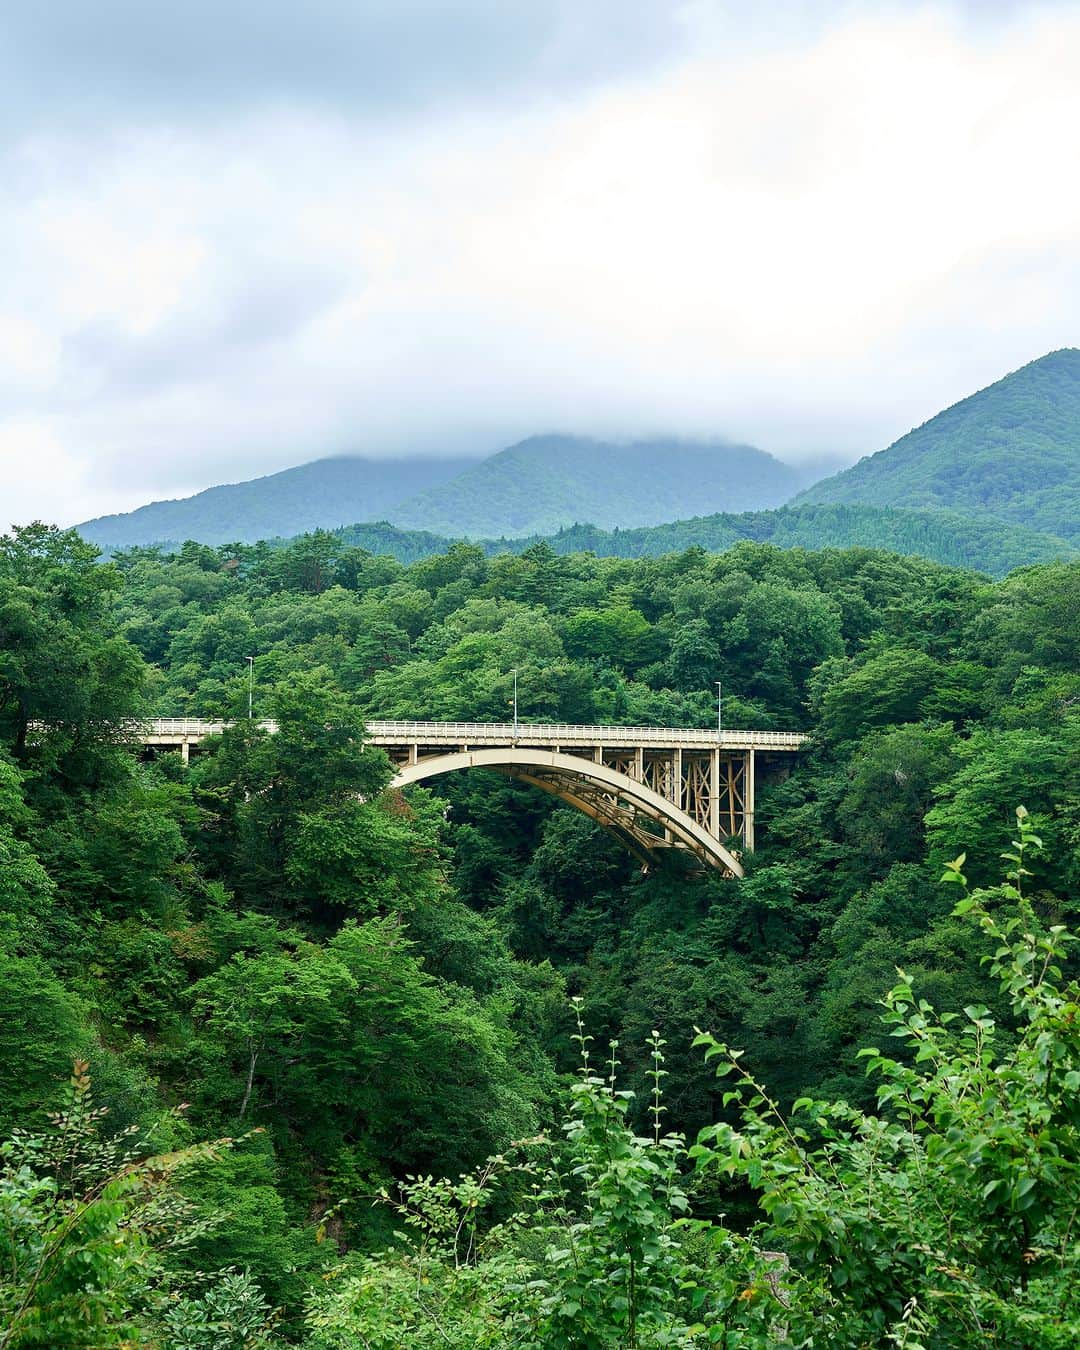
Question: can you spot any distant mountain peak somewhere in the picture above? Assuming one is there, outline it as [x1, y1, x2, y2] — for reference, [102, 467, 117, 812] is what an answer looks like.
[78, 434, 812, 549]
[794, 350, 1080, 541]
[77, 454, 480, 549]
[383, 434, 807, 539]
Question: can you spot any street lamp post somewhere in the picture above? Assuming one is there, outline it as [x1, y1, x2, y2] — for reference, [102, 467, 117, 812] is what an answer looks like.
[716, 680, 723, 740]
[511, 668, 519, 738]
[247, 656, 255, 719]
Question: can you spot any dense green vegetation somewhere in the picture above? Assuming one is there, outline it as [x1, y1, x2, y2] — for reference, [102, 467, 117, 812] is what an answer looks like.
[797, 349, 1080, 541]
[303, 825, 1080, 1347]
[1, 522, 1078, 1343]
[102, 496, 1075, 581]
[330, 501, 1074, 577]
[98, 495, 1077, 585]
[503, 500, 1075, 574]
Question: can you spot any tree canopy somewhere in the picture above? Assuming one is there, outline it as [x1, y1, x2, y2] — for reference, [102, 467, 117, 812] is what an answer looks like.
[0, 522, 1077, 1342]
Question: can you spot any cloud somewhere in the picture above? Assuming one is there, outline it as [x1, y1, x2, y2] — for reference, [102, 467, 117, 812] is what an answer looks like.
[0, 419, 88, 529]
[0, 2, 1078, 525]
[62, 264, 346, 398]
[0, 2, 691, 137]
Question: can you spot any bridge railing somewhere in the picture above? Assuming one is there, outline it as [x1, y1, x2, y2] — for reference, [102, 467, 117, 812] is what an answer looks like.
[141, 718, 238, 736]
[137, 717, 807, 750]
[364, 720, 807, 748]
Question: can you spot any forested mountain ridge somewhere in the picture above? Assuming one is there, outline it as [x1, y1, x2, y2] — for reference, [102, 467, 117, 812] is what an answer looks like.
[99, 496, 1077, 579]
[80, 435, 818, 549]
[795, 348, 1080, 539]
[78, 352, 1080, 571]
[3, 522, 1079, 1342]
[382, 433, 814, 537]
[326, 499, 1075, 576]
[77, 454, 480, 548]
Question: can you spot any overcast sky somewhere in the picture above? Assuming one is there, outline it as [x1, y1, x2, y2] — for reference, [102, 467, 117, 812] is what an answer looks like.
[1, 0, 1078, 526]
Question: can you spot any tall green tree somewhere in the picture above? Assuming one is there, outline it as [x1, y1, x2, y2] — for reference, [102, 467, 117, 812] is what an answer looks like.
[0, 525, 145, 778]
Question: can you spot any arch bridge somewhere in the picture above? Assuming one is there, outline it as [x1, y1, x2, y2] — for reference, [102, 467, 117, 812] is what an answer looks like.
[139, 719, 807, 875]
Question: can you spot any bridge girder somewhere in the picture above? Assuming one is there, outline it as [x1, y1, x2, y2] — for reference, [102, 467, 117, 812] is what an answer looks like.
[390, 746, 744, 875]
[501, 768, 664, 869]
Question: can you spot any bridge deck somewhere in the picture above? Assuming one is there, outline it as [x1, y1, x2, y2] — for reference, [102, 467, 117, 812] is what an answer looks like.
[139, 718, 807, 752]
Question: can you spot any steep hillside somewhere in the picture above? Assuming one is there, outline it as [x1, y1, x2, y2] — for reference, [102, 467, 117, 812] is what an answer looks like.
[77, 454, 478, 548]
[328, 502, 1074, 577]
[385, 435, 811, 537]
[795, 350, 1080, 539]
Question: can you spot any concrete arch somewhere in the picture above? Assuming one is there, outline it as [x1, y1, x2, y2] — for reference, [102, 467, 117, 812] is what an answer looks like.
[391, 747, 743, 875]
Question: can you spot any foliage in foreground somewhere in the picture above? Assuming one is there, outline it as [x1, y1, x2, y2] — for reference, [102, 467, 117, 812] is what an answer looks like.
[0, 1061, 279, 1349]
[306, 812, 1080, 1347]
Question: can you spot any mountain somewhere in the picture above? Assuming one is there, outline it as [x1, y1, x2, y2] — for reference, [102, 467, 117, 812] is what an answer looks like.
[79, 349, 1080, 552]
[77, 455, 479, 548]
[78, 435, 828, 549]
[384, 435, 814, 537]
[794, 350, 1080, 540]
[329, 502, 1074, 577]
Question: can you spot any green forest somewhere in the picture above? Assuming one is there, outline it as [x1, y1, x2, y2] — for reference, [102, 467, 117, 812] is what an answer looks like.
[326, 500, 1076, 578]
[2, 523, 1079, 1346]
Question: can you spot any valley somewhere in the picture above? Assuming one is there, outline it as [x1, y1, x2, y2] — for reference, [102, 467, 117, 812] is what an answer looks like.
[3, 515, 1077, 1343]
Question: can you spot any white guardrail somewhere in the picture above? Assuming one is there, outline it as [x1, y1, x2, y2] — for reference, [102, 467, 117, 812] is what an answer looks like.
[140, 718, 808, 750]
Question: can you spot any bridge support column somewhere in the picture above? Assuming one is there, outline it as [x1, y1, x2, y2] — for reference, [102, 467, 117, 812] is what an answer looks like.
[744, 749, 755, 851]
[672, 747, 682, 810]
[181, 740, 190, 764]
[709, 748, 720, 840]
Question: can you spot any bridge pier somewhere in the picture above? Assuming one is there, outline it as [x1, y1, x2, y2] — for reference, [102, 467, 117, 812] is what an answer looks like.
[745, 749, 755, 851]
[709, 749, 720, 841]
